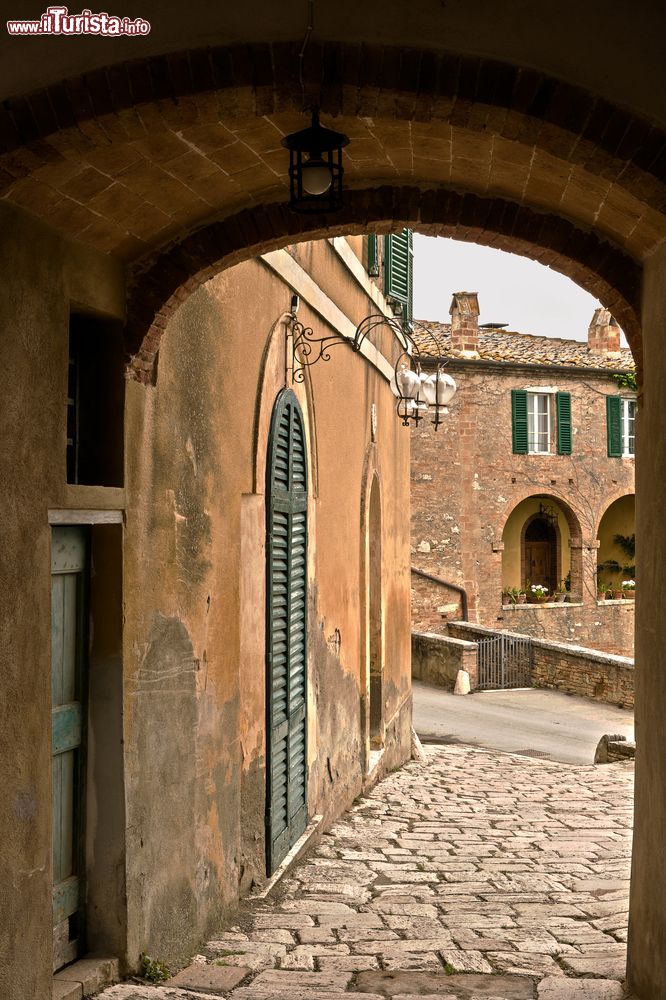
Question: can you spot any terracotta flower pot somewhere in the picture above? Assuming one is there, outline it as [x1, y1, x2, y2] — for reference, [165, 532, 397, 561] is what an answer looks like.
[623, 591, 635, 600]
[612, 590, 623, 600]
[517, 594, 527, 604]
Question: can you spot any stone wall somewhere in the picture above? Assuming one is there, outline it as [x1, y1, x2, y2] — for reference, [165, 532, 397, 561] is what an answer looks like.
[412, 630, 478, 689]
[447, 622, 634, 708]
[496, 600, 634, 657]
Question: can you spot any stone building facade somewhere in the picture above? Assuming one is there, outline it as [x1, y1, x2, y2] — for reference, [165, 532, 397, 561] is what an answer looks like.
[411, 296, 636, 656]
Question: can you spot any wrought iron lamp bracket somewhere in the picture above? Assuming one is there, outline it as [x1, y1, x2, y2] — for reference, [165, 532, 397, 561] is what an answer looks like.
[287, 319, 348, 384]
[284, 312, 456, 430]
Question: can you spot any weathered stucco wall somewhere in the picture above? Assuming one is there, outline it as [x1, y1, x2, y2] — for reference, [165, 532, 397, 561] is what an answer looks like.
[122, 240, 412, 970]
[0, 213, 411, 997]
[0, 203, 126, 1000]
[628, 244, 666, 998]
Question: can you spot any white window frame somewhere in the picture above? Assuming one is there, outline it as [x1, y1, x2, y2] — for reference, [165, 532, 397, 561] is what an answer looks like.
[527, 391, 552, 455]
[622, 398, 636, 458]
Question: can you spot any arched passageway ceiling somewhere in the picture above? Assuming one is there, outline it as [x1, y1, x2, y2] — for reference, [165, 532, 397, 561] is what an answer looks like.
[1, 42, 661, 377]
[1, 4, 665, 129]
[2, 43, 666, 268]
[125, 188, 642, 384]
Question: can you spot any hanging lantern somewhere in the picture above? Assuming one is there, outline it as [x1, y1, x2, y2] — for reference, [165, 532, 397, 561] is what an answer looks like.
[282, 108, 349, 213]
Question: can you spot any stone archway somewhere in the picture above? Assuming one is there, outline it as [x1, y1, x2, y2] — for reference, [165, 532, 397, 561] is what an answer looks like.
[3, 21, 666, 997]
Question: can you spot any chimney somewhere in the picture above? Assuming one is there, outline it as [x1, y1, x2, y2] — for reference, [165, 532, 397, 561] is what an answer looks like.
[450, 292, 480, 357]
[588, 308, 621, 355]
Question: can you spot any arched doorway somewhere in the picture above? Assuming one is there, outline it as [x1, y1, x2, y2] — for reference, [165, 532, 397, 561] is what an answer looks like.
[368, 475, 383, 750]
[523, 515, 558, 593]
[265, 388, 308, 875]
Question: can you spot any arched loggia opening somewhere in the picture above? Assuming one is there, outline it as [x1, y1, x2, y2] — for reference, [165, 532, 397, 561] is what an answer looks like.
[502, 495, 583, 601]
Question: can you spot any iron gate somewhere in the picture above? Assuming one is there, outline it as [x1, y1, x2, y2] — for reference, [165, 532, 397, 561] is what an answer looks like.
[477, 633, 533, 690]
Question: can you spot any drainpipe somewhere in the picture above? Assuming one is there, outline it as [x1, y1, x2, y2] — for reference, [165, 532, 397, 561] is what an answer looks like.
[411, 566, 469, 622]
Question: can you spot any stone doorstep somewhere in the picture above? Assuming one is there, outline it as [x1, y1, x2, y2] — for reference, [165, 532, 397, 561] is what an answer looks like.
[53, 955, 119, 999]
[253, 814, 325, 900]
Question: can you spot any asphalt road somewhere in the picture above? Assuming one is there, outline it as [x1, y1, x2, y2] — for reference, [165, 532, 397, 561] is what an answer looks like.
[413, 679, 635, 765]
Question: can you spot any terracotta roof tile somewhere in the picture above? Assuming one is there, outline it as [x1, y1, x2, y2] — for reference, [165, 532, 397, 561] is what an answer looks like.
[412, 320, 635, 371]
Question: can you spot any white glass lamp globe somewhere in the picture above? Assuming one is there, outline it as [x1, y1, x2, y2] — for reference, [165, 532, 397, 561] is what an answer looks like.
[301, 158, 333, 195]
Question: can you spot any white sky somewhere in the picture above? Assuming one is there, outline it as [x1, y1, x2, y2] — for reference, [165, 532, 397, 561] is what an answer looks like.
[413, 234, 623, 344]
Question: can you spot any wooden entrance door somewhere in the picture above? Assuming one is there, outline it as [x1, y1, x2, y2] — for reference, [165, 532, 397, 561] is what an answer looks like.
[266, 390, 308, 874]
[525, 540, 552, 589]
[51, 526, 88, 970]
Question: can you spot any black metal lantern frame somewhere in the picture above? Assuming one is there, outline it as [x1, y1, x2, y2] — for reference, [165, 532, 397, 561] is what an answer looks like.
[285, 311, 456, 430]
[282, 108, 349, 213]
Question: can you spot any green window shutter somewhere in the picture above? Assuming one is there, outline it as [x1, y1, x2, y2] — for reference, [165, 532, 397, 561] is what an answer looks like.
[367, 234, 379, 276]
[511, 389, 528, 454]
[384, 229, 413, 322]
[266, 389, 308, 875]
[556, 392, 572, 455]
[606, 396, 622, 457]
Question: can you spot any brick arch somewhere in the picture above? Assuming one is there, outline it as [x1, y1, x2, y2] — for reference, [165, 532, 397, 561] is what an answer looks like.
[502, 492, 585, 597]
[595, 490, 636, 540]
[1, 41, 666, 271]
[125, 187, 642, 383]
[501, 491, 584, 545]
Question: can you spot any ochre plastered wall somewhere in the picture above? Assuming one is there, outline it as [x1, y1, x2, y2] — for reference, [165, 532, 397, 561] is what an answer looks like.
[121, 239, 411, 969]
[0, 203, 125, 1000]
[628, 243, 666, 998]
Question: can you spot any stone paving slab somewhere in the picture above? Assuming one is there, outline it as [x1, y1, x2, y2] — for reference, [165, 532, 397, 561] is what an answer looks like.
[96, 746, 634, 1000]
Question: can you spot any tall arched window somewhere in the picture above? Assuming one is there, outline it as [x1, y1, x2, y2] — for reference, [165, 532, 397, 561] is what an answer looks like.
[266, 389, 308, 874]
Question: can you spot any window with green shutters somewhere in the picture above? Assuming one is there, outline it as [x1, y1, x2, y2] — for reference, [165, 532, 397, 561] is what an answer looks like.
[384, 229, 413, 323]
[512, 389, 572, 455]
[266, 388, 308, 875]
[367, 234, 379, 276]
[607, 395, 635, 457]
[512, 390, 529, 454]
[556, 392, 572, 455]
[606, 396, 622, 457]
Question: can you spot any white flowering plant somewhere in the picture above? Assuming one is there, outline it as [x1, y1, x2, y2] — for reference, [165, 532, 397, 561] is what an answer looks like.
[530, 584, 549, 598]
[621, 580, 636, 591]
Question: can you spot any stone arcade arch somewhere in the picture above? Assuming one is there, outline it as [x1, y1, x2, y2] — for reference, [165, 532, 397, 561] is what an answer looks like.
[2, 18, 666, 998]
[502, 494, 583, 599]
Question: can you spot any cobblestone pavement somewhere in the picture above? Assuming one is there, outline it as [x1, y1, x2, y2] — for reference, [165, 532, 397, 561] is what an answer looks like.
[98, 746, 634, 1000]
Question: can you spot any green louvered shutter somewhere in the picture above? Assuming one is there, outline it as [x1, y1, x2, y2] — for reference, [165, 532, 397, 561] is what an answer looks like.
[556, 392, 572, 455]
[606, 396, 623, 457]
[384, 229, 413, 323]
[266, 389, 308, 875]
[367, 234, 379, 276]
[511, 389, 529, 454]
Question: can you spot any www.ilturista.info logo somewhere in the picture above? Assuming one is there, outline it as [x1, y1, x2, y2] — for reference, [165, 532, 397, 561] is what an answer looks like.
[7, 6, 151, 35]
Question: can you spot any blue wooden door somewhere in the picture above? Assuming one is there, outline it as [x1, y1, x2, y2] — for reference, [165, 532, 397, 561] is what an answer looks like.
[266, 390, 308, 874]
[51, 526, 88, 970]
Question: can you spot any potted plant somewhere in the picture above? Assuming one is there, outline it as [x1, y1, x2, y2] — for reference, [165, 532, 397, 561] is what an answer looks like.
[597, 580, 607, 602]
[622, 579, 636, 600]
[554, 581, 567, 603]
[611, 585, 623, 600]
[530, 583, 549, 603]
[517, 588, 527, 604]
